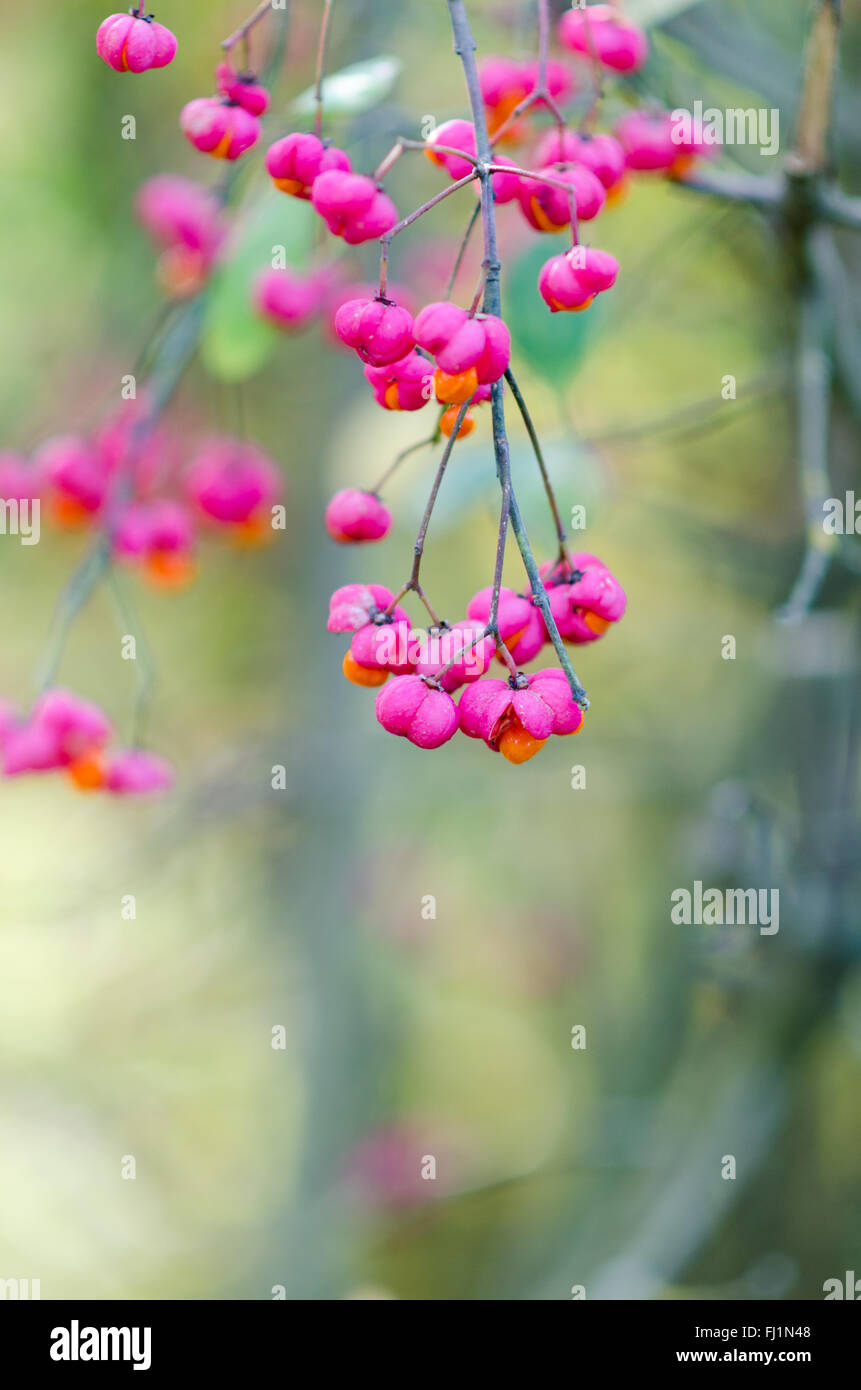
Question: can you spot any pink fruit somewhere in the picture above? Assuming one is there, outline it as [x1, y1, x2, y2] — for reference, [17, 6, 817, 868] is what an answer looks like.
[334, 297, 416, 367]
[535, 129, 626, 190]
[466, 586, 546, 665]
[615, 109, 679, 171]
[36, 436, 109, 514]
[558, 4, 648, 73]
[104, 749, 174, 794]
[180, 97, 261, 160]
[538, 245, 619, 312]
[97, 12, 177, 73]
[375, 675, 459, 749]
[458, 667, 583, 749]
[185, 438, 280, 525]
[413, 303, 510, 382]
[539, 553, 627, 642]
[364, 353, 434, 412]
[266, 133, 351, 199]
[255, 267, 321, 331]
[413, 619, 494, 692]
[424, 120, 477, 180]
[325, 489, 392, 544]
[518, 162, 606, 230]
[134, 175, 224, 257]
[311, 170, 377, 232]
[0, 452, 41, 501]
[215, 61, 270, 116]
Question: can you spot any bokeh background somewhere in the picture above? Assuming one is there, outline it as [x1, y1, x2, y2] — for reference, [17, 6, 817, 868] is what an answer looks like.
[0, 0, 858, 1300]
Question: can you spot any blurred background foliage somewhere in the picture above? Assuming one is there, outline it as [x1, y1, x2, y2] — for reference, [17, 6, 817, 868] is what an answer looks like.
[0, 0, 858, 1300]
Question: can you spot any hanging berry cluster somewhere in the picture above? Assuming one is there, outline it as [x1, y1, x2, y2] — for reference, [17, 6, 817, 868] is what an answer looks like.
[2, 1, 720, 792]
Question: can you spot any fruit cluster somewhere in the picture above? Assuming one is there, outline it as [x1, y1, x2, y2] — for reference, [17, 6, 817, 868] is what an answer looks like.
[0, 688, 173, 794]
[60, 2, 716, 786]
[327, 552, 625, 764]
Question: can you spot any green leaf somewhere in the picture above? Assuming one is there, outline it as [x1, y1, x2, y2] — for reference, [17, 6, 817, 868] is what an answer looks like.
[200, 190, 315, 383]
[291, 56, 402, 120]
[504, 239, 597, 387]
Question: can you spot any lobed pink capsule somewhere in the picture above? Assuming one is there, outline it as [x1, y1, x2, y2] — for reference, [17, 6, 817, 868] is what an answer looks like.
[255, 267, 321, 331]
[266, 133, 351, 198]
[518, 162, 606, 231]
[539, 553, 627, 642]
[185, 438, 280, 525]
[215, 61, 270, 116]
[135, 175, 224, 256]
[325, 489, 392, 544]
[413, 303, 510, 383]
[413, 619, 494, 692]
[535, 129, 626, 190]
[466, 586, 546, 664]
[558, 4, 648, 73]
[180, 97, 261, 160]
[538, 245, 619, 313]
[375, 675, 459, 749]
[97, 12, 177, 73]
[334, 297, 415, 367]
[364, 353, 434, 412]
[104, 749, 174, 794]
[36, 435, 109, 513]
[424, 120, 477, 181]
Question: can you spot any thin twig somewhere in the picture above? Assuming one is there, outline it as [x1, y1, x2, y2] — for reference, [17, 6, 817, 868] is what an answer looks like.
[222, 0, 274, 53]
[505, 367, 569, 561]
[314, 0, 334, 139]
[447, 0, 589, 709]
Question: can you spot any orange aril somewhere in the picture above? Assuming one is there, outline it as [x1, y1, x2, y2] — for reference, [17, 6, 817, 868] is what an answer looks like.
[343, 651, 389, 688]
[144, 550, 196, 591]
[440, 406, 475, 439]
[498, 722, 546, 764]
[434, 366, 478, 405]
[67, 751, 105, 791]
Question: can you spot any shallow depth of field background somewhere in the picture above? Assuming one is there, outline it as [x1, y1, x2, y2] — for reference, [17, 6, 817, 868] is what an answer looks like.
[0, 0, 858, 1300]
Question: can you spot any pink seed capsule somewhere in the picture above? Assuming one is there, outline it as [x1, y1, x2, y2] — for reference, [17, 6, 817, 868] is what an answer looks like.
[266, 132, 352, 198]
[325, 489, 392, 544]
[538, 246, 618, 313]
[180, 98, 261, 161]
[557, 4, 648, 74]
[375, 675, 459, 749]
[104, 749, 174, 795]
[255, 267, 321, 331]
[97, 13, 178, 73]
[215, 61, 270, 116]
[518, 163, 606, 231]
[334, 298, 415, 367]
[424, 119, 477, 180]
[364, 353, 434, 412]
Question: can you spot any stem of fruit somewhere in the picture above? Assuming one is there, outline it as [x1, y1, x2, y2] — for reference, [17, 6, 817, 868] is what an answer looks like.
[489, 0, 566, 147]
[314, 0, 334, 138]
[378, 171, 479, 296]
[446, 203, 482, 298]
[447, 0, 589, 710]
[776, 233, 837, 622]
[369, 421, 442, 495]
[385, 398, 473, 619]
[222, 0, 276, 53]
[505, 367, 570, 564]
[108, 568, 157, 748]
